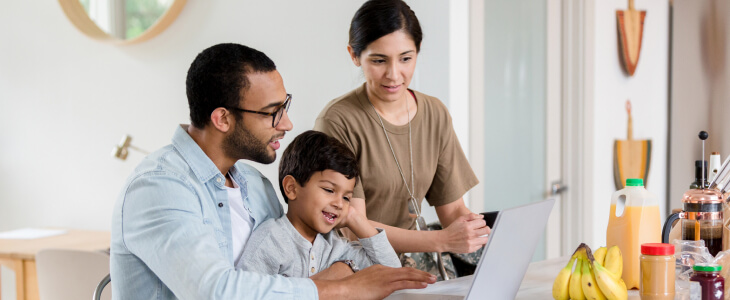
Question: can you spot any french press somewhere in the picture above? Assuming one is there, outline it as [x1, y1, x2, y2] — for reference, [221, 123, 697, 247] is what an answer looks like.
[662, 189, 724, 256]
[662, 131, 726, 256]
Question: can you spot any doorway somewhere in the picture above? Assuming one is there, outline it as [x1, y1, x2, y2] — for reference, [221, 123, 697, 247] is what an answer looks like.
[468, 0, 567, 261]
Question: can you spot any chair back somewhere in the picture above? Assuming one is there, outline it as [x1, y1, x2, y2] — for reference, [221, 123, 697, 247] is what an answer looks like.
[35, 249, 111, 300]
[93, 274, 110, 300]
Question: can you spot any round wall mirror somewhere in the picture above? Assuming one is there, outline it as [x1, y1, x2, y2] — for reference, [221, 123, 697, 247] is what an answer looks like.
[58, 0, 186, 45]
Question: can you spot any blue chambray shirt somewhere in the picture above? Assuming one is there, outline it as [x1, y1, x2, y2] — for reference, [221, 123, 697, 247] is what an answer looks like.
[110, 125, 318, 300]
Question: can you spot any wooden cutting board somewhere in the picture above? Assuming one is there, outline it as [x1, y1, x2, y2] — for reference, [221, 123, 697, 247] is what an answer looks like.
[614, 100, 652, 189]
[616, 0, 647, 76]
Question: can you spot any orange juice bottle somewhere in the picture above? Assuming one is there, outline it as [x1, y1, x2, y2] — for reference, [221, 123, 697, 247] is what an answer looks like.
[606, 178, 661, 289]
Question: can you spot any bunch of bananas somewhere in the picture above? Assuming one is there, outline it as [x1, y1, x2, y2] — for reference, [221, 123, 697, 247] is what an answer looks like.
[552, 243, 628, 300]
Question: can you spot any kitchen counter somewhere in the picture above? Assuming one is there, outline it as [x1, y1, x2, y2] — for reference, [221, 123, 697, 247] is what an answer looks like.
[515, 256, 642, 299]
[387, 256, 646, 299]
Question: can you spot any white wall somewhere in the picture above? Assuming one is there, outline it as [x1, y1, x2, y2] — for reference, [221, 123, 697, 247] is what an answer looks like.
[0, 1, 454, 232]
[670, 0, 730, 211]
[588, 0, 669, 247]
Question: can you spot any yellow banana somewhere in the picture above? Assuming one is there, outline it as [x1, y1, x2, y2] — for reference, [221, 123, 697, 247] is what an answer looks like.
[592, 259, 628, 300]
[603, 245, 623, 277]
[581, 257, 607, 300]
[572, 244, 587, 260]
[618, 279, 627, 293]
[552, 257, 576, 300]
[569, 258, 586, 300]
[593, 246, 607, 266]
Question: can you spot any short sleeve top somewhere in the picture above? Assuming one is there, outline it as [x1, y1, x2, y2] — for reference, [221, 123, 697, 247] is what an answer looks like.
[314, 84, 479, 230]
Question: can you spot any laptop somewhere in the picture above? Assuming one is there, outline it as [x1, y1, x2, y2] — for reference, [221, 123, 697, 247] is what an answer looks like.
[386, 199, 556, 300]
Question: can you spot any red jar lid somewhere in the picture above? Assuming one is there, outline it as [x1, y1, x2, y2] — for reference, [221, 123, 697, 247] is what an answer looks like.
[641, 243, 675, 255]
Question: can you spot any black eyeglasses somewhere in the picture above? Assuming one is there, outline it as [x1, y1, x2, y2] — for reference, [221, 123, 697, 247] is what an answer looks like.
[229, 94, 292, 128]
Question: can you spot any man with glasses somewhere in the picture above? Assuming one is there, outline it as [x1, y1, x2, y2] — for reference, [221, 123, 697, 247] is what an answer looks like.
[110, 43, 435, 300]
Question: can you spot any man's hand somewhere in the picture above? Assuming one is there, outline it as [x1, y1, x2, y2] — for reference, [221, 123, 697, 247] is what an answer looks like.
[439, 213, 490, 253]
[314, 265, 436, 300]
[310, 261, 354, 280]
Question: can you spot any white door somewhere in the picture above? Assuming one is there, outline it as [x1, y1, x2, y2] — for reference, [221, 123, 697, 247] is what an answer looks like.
[468, 0, 565, 261]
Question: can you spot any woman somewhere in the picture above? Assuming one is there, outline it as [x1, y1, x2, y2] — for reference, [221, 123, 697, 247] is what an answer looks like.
[314, 0, 489, 278]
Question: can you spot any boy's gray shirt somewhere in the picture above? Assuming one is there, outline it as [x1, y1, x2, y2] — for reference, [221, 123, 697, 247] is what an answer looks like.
[238, 216, 401, 277]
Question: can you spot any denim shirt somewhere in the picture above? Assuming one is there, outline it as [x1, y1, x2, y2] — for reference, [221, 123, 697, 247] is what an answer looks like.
[110, 125, 318, 300]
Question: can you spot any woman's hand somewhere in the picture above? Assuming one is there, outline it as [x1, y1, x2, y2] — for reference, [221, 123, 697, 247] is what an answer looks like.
[438, 213, 490, 254]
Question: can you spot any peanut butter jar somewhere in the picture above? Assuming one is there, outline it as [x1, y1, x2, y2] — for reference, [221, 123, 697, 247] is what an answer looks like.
[640, 243, 675, 300]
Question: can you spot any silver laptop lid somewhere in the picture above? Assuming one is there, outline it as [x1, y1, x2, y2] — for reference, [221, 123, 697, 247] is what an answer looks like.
[465, 199, 555, 300]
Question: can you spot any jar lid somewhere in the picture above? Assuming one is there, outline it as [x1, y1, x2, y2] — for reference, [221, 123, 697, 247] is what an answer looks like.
[641, 243, 675, 255]
[626, 178, 644, 186]
[693, 264, 722, 272]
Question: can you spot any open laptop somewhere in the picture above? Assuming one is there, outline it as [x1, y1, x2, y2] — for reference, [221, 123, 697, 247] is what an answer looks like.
[386, 198, 555, 300]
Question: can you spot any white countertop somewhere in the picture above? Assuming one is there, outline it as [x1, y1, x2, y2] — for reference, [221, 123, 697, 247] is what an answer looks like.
[387, 256, 644, 300]
[514, 256, 641, 299]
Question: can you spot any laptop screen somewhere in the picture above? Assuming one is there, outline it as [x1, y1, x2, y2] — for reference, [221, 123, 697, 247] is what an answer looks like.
[465, 199, 555, 300]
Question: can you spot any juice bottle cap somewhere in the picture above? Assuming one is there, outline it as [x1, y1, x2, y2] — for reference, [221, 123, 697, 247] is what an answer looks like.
[641, 243, 674, 255]
[626, 178, 644, 186]
[693, 264, 722, 272]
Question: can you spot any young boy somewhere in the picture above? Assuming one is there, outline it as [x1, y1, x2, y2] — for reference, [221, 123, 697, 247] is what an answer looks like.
[238, 130, 401, 277]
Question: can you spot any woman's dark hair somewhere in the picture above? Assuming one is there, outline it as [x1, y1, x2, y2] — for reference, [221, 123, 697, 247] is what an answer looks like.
[278, 131, 360, 203]
[186, 43, 276, 128]
[348, 0, 422, 57]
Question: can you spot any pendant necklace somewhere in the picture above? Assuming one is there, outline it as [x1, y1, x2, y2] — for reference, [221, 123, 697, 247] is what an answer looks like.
[368, 93, 426, 231]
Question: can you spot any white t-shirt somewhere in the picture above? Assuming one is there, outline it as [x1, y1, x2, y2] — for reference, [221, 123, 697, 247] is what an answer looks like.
[225, 175, 254, 266]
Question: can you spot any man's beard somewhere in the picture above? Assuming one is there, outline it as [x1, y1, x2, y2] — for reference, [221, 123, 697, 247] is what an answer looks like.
[222, 119, 276, 164]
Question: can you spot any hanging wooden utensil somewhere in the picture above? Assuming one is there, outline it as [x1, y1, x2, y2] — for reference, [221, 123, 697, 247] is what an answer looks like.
[614, 100, 652, 189]
[616, 0, 647, 76]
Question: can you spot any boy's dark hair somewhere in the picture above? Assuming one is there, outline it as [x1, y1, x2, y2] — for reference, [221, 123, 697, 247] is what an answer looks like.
[186, 43, 277, 128]
[349, 0, 422, 57]
[278, 131, 359, 203]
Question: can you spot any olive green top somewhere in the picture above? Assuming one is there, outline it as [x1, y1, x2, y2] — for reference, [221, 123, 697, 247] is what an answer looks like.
[314, 84, 479, 230]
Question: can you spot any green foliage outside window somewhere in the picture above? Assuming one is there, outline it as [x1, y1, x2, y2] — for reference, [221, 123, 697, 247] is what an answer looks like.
[76, 0, 170, 40]
[126, 0, 170, 39]
[79, 0, 91, 12]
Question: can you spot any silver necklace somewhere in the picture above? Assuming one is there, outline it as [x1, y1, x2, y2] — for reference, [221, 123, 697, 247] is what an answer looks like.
[368, 95, 426, 231]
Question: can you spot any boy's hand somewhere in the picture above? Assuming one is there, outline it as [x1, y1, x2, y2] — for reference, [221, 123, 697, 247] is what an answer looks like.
[338, 206, 377, 239]
[336, 206, 358, 229]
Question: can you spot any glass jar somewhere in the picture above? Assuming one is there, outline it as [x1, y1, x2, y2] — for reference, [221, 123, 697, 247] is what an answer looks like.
[689, 263, 724, 300]
[640, 243, 675, 300]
